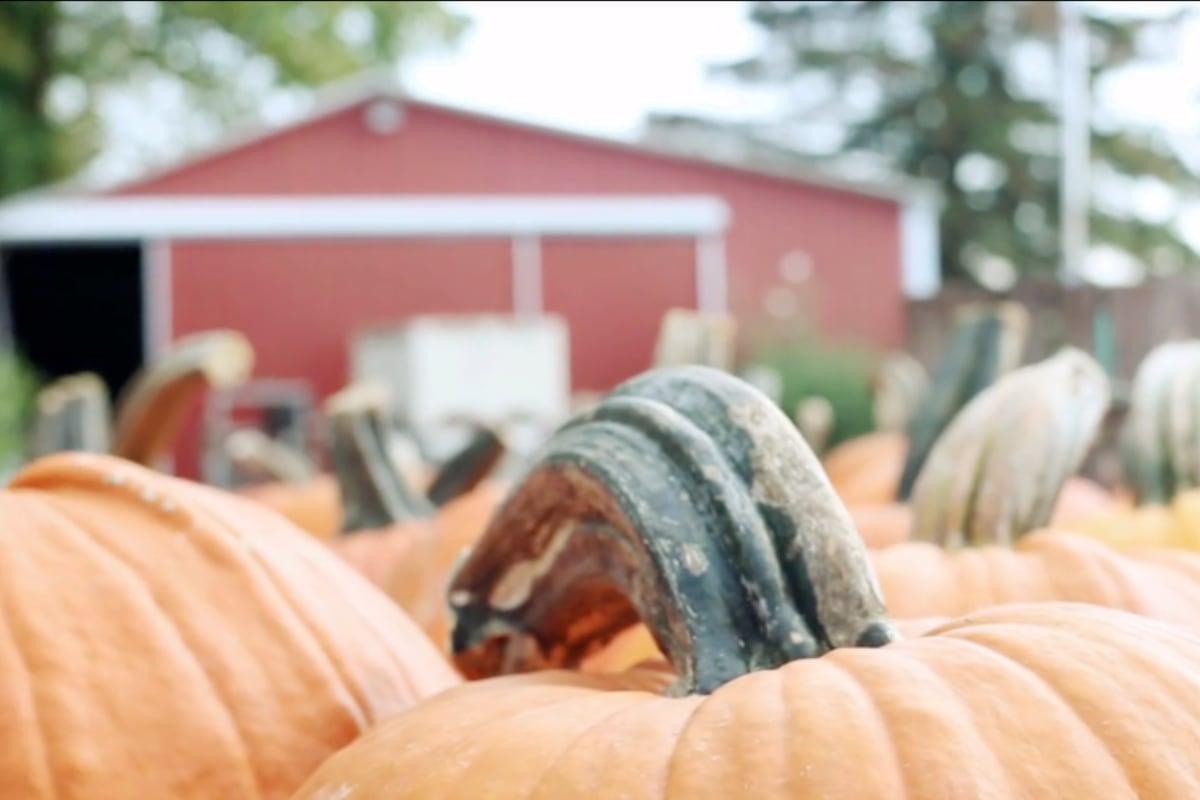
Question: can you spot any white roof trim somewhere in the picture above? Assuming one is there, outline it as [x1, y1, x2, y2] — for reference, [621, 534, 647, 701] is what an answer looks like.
[0, 194, 730, 244]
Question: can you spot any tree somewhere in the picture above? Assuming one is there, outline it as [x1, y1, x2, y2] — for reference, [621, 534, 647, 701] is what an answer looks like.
[0, 1, 465, 197]
[649, 1, 1199, 286]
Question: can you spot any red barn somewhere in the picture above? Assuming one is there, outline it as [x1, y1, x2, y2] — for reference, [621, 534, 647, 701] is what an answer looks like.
[0, 79, 938, 472]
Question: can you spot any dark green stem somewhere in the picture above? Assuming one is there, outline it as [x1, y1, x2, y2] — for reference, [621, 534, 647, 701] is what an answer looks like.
[326, 386, 433, 533]
[426, 425, 506, 507]
[449, 366, 894, 696]
[898, 302, 1028, 499]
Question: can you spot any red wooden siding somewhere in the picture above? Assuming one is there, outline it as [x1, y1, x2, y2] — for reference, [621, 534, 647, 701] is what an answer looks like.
[171, 238, 512, 394]
[120, 98, 905, 348]
[541, 239, 696, 391]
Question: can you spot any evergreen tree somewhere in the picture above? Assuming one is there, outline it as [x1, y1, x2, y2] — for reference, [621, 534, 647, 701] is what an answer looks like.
[650, 1, 1198, 285]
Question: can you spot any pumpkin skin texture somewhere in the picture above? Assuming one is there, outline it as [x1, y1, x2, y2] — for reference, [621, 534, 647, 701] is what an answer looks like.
[240, 474, 341, 539]
[868, 350, 1200, 623]
[823, 430, 906, 505]
[848, 476, 1120, 551]
[293, 604, 1200, 800]
[873, 529, 1200, 627]
[294, 366, 1200, 800]
[0, 453, 456, 799]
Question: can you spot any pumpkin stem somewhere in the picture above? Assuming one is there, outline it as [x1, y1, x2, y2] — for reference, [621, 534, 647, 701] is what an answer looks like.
[28, 373, 112, 457]
[897, 302, 1028, 500]
[224, 428, 316, 484]
[872, 352, 929, 433]
[793, 396, 834, 455]
[1120, 340, 1200, 503]
[326, 384, 433, 532]
[910, 348, 1110, 547]
[448, 365, 894, 696]
[425, 423, 506, 508]
[112, 330, 254, 467]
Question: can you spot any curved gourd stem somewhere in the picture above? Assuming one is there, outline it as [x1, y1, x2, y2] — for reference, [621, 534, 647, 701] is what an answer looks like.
[425, 423, 507, 508]
[873, 352, 929, 433]
[224, 428, 315, 484]
[1121, 340, 1200, 503]
[112, 330, 254, 466]
[29, 373, 112, 457]
[910, 348, 1111, 547]
[448, 365, 895, 696]
[326, 384, 433, 533]
[897, 302, 1028, 500]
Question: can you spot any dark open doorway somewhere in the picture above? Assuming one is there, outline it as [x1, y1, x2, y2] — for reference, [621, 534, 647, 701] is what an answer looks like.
[1, 243, 145, 397]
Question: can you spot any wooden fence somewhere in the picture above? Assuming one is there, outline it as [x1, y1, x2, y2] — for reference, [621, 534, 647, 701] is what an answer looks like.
[906, 276, 1200, 387]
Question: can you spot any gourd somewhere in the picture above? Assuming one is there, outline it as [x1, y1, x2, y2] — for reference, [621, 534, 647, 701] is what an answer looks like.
[1065, 340, 1200, 549]
[872, 348, 1200, 627]
[0, 452, 455, 798]
[293, 365, 1200, 799]
[27, 329, 254, 467]
[324, 385, 504, 649]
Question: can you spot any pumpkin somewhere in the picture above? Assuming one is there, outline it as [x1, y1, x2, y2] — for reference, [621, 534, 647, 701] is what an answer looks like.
[239, 474, 342, 539]
[241, 400, 504, 543]
[871, 347, 1200, 628]
[1060, 341, 1200, 549]
[24, 330, 254, 469]
[293, 365, 1200, 799]
[1, 452, 455, 798]
[823, 430, 906, 505]
[28, 372, 112, 457]
[896, 301, 1027, 499]
[821, 304, 1027, 549]
[324, 386, 504, 649]
[113, 330, 255, 466]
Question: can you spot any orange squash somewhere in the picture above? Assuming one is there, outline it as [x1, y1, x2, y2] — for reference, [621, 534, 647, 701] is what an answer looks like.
[0, 452, 455, 799]
[239, 474, 341, 539]
[323, 387, 505, 650]
[294, 366, 1200, 799]
[870, 348, 1200, 629]
[822, 430, 906, 505]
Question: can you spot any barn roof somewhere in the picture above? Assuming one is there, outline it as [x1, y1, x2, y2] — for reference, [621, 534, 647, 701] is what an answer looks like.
[70, 70, 937, 206]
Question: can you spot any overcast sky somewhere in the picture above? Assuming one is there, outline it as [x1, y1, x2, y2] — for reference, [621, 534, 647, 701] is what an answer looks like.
[403, 1, 1200, 143]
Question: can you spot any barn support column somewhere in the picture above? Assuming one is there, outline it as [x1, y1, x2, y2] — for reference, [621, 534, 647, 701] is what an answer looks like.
[695, 234, 728, 314]
[141, 239, 173, 359]
[511, 235, 543, 317]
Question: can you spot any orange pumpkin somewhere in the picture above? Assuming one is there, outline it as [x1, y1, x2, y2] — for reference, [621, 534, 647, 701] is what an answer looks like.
[870, 348, 1200, 629]
[239, 474, 341, 539]
[822, 430, 906, 505]
[294, 366, 1200, 799]
[323, 387, 504, 649]
[1, 452, 455, 799]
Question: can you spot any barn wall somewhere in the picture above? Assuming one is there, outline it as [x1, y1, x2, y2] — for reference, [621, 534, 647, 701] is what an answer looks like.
[540, 239, 697, 391]
[120, 100, 905, 349]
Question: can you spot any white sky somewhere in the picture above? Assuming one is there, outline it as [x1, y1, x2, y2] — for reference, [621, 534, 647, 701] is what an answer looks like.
[403, 1, 777, 138]
[402, 1, 1200, 143]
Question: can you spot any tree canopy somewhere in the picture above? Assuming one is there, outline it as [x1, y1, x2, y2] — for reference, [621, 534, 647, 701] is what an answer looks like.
[648, 1, 1198, 286]
[0, 1, 465, 197]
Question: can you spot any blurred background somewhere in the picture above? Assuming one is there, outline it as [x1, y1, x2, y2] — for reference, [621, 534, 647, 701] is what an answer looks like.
[1, 0, 1198, 481]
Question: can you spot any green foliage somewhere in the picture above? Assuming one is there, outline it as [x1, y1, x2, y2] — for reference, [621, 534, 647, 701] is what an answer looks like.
[0, 350, 40, 474]
[748, 336, 878, 446]
[651, 1, 1198, 285]
[0, 1, 466, 196]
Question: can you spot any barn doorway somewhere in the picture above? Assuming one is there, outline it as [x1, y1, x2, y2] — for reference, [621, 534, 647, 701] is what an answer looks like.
[1, 243, 145, 397]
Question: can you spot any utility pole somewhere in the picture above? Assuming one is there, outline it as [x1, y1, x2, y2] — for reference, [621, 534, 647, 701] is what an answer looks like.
[1059, 0, 1090, 287]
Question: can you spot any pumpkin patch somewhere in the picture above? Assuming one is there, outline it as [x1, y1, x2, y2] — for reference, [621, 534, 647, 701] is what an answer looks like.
[294, 366, 1200, 799]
